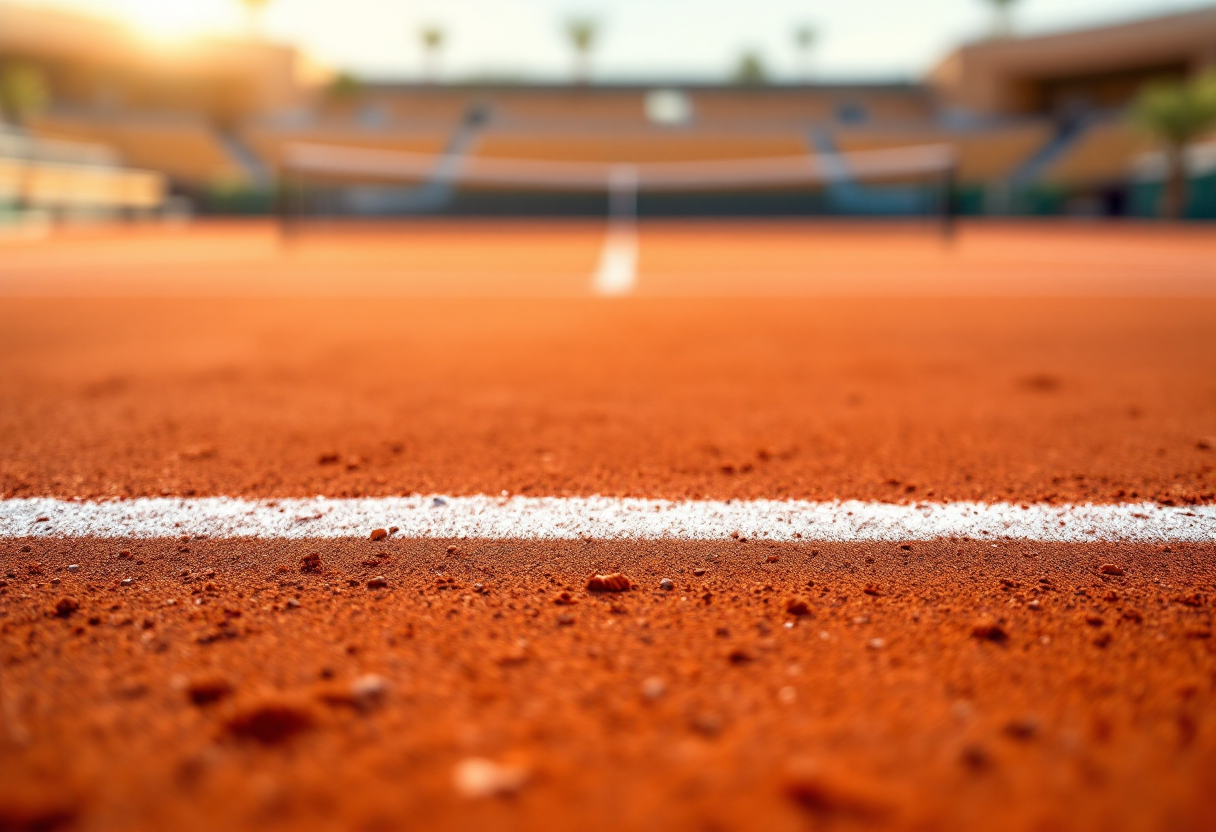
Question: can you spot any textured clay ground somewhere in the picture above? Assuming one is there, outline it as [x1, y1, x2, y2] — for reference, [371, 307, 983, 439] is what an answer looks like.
[2, 538, 1214, 832]
[1, 223, 1215, 831]
[1, 295, 1215, 504]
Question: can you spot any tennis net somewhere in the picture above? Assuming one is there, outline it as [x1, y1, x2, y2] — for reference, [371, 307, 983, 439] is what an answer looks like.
[276, 141, 958, 294]
[278, 141, 957, 226]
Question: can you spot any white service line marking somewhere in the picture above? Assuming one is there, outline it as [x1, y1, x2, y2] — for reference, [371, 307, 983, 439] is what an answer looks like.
[592, 226, 638, 296]
[2, 497, 1214, 542]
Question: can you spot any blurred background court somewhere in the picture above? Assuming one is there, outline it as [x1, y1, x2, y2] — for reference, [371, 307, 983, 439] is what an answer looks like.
[1, 0, 1215, 253]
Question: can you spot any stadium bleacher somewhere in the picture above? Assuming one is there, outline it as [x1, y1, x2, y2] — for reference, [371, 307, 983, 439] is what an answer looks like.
[469, 128, 810, 163]
[347, 87, 937, 130]
[0, 128, 165, 214]
[14, 160, 163, 211]
[834, 123, 1051, 183]
[689, 89, 934, 125]
[1039, 121, 1154, 186]
[4, 0, 1213, 218]
[243, 124, 451, 171]
[488, 91, 652, 126]
[28, 113, 245, 186]
[323, 92, 475, 128]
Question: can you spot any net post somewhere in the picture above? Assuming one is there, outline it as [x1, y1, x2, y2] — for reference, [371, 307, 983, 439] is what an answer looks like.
[276, 161, 294, 246]
[939, 156, 957, 243]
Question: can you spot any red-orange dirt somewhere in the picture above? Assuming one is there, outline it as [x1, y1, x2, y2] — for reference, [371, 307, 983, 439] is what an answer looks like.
[3, 538, 1214, 832]
[0, 293, 1213, 504]
[2, 222, 1215, 831]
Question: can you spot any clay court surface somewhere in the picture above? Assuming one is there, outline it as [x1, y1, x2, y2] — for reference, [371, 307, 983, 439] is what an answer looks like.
[2, 221, 1215, 831]
[2, 219, 1216, 297]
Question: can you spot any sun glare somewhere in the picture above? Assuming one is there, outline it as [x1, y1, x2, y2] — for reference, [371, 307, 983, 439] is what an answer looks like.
[116, 0, 230, 43]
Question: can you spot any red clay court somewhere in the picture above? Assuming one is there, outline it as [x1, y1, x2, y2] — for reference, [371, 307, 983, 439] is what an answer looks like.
[2, 220, 1215, 831]
[4, 4, 1216, 830]
[2, 220, 1215, 297]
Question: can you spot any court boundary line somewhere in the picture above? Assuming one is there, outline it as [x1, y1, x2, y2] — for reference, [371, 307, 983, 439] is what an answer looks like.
[2, 497, 1213, 542]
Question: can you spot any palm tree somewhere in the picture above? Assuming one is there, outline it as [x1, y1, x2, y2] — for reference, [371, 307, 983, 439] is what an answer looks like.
[565, 18, 598, 85]
[327, 72, 363, 103]
[420, 26, 445, 84]
[793, 25, 816, 84]
[982, 0, 1019, 39]
[733, 51, 768, 87]
[1130, 72, 1216, 220]
[240, 0, 272, 37]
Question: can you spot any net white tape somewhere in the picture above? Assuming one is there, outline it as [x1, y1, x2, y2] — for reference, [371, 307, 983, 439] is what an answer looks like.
[283, 142, 956, 191]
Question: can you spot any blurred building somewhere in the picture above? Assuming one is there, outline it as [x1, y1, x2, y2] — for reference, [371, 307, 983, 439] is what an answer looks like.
[1, 1, 1213, 219]
[929, 6, 1216, 217]
[0, 0, 324, 212]
[930, 7, 1216, 118]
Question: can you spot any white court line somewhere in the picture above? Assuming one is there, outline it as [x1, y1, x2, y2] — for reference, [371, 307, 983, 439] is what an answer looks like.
[2, 497, 1214, 542]
[592, 164, 640, 296]
[592, 226, 638, 296]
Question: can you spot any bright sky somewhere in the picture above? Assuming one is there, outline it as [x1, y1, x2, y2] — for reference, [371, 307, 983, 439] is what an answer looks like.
[21, 0, 1216, 82]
